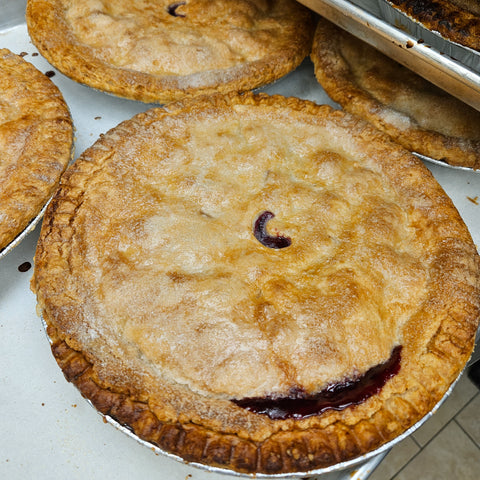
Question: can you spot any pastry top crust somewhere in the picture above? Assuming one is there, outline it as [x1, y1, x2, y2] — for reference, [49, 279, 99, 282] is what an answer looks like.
[26, 0, 314, 103]
[386, 0, 480, 51]
[33, 92, 480, 474]
[310, 18, 480, 169]
[0, 48, 73, 252]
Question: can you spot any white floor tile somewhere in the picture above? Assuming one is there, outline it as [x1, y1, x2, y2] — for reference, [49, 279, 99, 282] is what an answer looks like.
[412, 373, 478, 446]
[456, 393, 480, 447]
[368, 436, 419, 480]
[394, 421, 480, 480]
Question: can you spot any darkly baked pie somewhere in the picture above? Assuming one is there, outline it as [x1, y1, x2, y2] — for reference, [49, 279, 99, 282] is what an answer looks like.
[26, 0, 314, 104]
[32, 92, 480, 475]
[0, 48, 73, 253]
[311, 18, 480, 169]
[385, 0, 480, 51]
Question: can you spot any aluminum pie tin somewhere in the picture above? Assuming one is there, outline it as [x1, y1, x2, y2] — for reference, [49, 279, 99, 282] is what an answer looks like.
[39, 320, 463, 480]
[379, 0, 480, 73]
[413, 153, 480, 172]
[0, 136, 75, 260]
[0, 202, 49, 260]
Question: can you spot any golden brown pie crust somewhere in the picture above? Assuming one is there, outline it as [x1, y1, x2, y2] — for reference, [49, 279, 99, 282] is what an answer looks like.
[0, 48, 73, 252]
[386, 0, 480, 51]
[310, 18, 480, 169]
[32, 92, 480, 474]
[26, 0, 314, 104]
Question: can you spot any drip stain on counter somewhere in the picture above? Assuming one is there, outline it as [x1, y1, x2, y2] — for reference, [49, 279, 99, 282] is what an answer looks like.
[18, 261, 31, 272]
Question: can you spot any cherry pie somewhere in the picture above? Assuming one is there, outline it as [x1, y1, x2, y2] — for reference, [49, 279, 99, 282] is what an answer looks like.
[0, 48, 73, 252]
[33, 92, 480, 474]
[311, 18, 480, 169]
[26, 0, 314, 103]
[385, 0, 480, 51]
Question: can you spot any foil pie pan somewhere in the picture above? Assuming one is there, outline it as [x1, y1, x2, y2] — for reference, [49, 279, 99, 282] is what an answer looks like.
[101, 382, 461, 480]
[379, 0, 480, 73]
[0, 203, 49, 259]
[39, 319, 464, 480]
[0, 140, 75, 259]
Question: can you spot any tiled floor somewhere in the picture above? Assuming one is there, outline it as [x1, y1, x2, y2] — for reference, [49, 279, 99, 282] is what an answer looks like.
[369, 359, 480, 480]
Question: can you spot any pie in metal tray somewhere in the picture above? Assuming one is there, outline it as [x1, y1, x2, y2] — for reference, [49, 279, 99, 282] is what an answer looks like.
[385, 0, 480, 52]
[311, 17, 480, 169]
[25, 0, 314, 104]
[0, 48, 73, 254]
[32, 92, 480, 475]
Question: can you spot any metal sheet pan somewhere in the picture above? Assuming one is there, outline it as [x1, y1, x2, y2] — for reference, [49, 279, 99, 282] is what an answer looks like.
[1, 2, 479, 479]
[298, 0, 480, 111]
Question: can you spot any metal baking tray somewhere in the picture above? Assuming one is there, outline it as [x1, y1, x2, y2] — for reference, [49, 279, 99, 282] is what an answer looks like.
[298, 0, 480, 112]
[379, 0, 480, 72]
[1, 1, 479, 479]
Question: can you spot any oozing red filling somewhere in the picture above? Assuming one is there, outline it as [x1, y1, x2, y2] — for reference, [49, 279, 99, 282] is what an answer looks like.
[232, 345, 402, 419]
[167, 2, 186, 17]
[253, 211, 291, 249]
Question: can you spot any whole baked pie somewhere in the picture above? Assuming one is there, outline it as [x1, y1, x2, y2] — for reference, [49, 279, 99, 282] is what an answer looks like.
[32, 92, 480, 475]
[310, 18, 480, 169]
[385, 0, 480, 51]
[26, 0, 314, 103]
[0, 48, 73, 253]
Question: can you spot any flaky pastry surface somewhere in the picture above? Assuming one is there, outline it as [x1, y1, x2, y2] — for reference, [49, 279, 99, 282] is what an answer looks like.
[311, 18, 480, 169]
[26, 0, 314, 103]
[0, 48, 73, 252]
[33, 93, 480, 474]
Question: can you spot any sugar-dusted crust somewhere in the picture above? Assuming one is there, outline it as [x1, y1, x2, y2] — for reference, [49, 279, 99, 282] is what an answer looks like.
[26, 0, 314, 104]
[310, 18, 480, 169]
[0, 48, 73, 252]
[386, 0, 480, 51]
[33, 92, 480, 474]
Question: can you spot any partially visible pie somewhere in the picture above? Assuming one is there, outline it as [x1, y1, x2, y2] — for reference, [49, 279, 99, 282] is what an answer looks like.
[310, 18, 480, 169]
[385, 0, 480, 51]
[26, 0, 314, 103]
[0, 48, 73, 253]
[32, 92, 480, 475]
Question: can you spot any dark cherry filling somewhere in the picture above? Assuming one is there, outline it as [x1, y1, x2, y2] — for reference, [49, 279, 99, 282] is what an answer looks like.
[233, 345, 402, 419]
[253, 211, 291, 249]
[167, 1, 186, 17]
